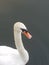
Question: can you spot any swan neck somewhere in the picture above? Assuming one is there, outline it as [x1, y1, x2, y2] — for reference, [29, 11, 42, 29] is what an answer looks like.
[14, 30, 29, 64]
[14, 31, 24, 50]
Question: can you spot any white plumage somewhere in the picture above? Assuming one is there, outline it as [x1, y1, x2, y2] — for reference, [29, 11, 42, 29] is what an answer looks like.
[0, 46, 24, 65]
[0, 22, 32, 65]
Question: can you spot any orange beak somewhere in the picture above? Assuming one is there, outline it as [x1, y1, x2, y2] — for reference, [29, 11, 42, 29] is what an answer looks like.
[22, 31, 32, 39]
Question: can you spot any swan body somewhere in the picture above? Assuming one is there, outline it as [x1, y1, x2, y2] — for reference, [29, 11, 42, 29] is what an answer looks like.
[0, 22, 32, 65]
[0, 46, 25, 65]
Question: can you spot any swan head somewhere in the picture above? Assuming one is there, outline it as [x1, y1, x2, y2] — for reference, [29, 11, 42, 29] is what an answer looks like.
[14, 22, 32, 39]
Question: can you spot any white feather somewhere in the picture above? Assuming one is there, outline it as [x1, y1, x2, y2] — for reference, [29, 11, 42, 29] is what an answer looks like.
[0, 46, 24, 65]
[0, 22, 30, 65]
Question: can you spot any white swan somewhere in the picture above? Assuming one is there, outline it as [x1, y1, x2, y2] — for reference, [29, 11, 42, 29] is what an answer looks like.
[0, 22, 32, 65]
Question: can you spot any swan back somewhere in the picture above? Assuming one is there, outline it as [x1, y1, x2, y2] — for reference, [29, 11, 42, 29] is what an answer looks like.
[0, 46, 25, 65]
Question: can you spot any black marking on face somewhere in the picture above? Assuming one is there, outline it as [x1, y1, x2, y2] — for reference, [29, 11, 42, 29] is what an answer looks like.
[21, 28, 28, 32]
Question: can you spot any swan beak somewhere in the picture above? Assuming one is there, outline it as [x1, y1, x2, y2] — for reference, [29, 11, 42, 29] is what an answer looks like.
[23, 31, 32, 39]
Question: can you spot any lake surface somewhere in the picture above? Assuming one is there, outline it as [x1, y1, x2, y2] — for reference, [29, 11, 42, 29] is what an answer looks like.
[0, 0, 49, 65]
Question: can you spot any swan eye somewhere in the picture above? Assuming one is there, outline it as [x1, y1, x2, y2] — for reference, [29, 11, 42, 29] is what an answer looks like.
[21, 28, 28, 32]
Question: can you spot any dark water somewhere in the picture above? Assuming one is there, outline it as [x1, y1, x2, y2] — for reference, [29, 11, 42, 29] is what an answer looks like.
[0, 0, 49, 65]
